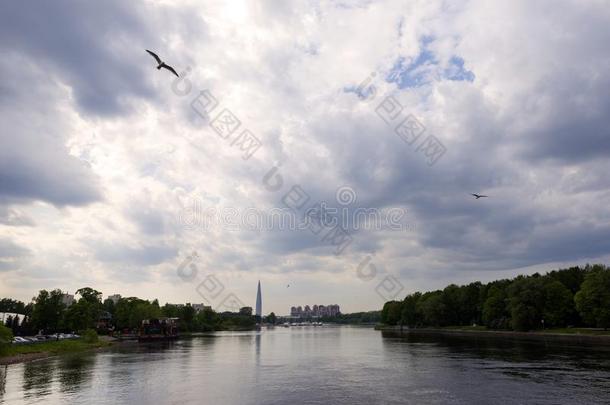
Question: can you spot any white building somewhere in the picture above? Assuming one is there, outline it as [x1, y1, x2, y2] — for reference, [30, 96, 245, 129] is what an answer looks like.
[61, 293, 75, 307]
[107, 294, 122, 304]
[192, 304, 211, 313]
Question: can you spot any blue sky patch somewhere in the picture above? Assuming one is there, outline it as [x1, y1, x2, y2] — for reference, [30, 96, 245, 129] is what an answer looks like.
[384, 37, 475, 89]
[444, 56, 475, 82]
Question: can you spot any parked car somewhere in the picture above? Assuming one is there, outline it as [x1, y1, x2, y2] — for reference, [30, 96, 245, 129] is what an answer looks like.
[12, 336, 29, 345]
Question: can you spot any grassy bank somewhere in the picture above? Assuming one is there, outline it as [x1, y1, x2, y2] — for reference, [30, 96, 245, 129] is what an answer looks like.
[376, 325, 610, 335]
[0, 339, 112, 365]
[538, 327, 610, 335]
[375, 325, 610, 346]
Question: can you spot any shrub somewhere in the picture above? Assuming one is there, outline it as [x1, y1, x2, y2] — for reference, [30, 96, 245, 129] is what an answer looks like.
[82, 328, 99, 343]
[0, 324, 14, 354]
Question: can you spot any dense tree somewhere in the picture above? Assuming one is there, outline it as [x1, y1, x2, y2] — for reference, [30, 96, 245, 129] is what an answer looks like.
[239, 307, 253, 316]
[64, 288, 104, 332]
[24, 303, 33, 318]
[575, 265, 610, 329]
[547, 266, 586, 294]
[0, 298, 26, 314]
[76, 288, 102, 304]
[217, 312, 256, 330]
[401, 293, 422, 327]
[19, 316, 34, 336]
[441, 285, 462, 326]
[417, 292, 445, 326]
[114, 298, 161, 330]
[380, 265, 607, 332]
[508, 276, 546, 331]
[542, 279, 574, 328]
[482, 284, 510, 329]
[0, 290, 261, 336]
[161, 304, 181, 318]
[133, 301, 162, 328]
[11, 315, 20, 335]
[103, 298, 116, 318]
[181, 304, 196, 331]
[320, 311, 381, 324]
[381, 301, 402, 326]
[0, 324, 13, 354]
[30, 289, 66, 333]
[194, 307, 218, 331]
[266, 312, 277, 324]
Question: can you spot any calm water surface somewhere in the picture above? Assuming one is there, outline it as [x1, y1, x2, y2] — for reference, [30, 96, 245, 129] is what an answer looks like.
[1, 326, 609, 404]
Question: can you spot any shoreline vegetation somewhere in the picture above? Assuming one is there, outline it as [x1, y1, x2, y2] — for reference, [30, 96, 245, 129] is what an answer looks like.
[375, 325, 610, 347]
[0, 287, 260, 342]
[380, 264, 610, 334]
[0, 338, 112, 365]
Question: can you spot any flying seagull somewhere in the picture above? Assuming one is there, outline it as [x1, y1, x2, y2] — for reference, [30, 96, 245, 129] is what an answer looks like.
[146, 50, 179, 77]
[471, 193, 489, 199]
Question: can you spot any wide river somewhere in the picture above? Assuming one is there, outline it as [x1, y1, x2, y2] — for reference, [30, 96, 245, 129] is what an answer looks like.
[1, 326, 609, 404]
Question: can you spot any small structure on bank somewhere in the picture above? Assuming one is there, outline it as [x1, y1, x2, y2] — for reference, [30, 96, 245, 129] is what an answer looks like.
[138, 317, 179, 342]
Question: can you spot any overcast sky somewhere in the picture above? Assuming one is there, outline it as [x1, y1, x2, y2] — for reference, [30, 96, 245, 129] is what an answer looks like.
[1, 0, 610, 315]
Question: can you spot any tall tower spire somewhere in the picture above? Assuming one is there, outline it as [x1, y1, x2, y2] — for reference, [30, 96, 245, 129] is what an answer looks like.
[255, 280, 262, 318]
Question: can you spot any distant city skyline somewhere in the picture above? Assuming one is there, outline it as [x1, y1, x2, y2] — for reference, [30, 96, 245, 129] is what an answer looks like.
[290, 304, 341, 318]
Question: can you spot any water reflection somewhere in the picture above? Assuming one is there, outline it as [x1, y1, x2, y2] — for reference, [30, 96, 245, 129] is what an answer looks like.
[255, 333, 261, 363]
[381, 330, 610, 367]
[2, 328, 610, 405]
[0, 365, 6, 398]
[381, 331, 610, 392]
[58, 354, 95, 393]
[22, 359, 55, 399]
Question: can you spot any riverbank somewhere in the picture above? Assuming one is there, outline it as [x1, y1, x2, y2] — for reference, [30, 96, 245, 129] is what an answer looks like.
[376, 325, 610, 346]
[0, 338, 113, 365]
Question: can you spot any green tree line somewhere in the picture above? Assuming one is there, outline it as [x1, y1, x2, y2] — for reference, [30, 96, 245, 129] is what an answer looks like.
[320, 311, 381, 324]
[1, 287, 256, 335]
[381, 264, 610, 331]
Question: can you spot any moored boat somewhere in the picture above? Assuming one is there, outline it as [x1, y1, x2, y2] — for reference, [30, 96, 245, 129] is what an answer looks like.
[138, 317, 179, 342]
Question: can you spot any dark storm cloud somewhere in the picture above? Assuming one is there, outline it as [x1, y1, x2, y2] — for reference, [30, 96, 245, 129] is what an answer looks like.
[518, 77, 610, 164]
[258, 62, 610, 275]
[0, 149, 102, 206]
[0, 1, 156, 116]
[0, 54, 102, 206]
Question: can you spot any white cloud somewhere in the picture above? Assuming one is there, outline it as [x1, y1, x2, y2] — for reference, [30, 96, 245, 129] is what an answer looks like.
[1, 0, 610, 313]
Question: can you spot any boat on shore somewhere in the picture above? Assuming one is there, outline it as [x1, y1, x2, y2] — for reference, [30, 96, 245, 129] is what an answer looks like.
[281, 321, 324, 328]
[138, 318, 179, 342]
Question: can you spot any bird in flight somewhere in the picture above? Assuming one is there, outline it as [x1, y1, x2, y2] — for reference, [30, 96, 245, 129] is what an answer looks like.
[471, 193, 488, 199]
[146, 50, 179, 77]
